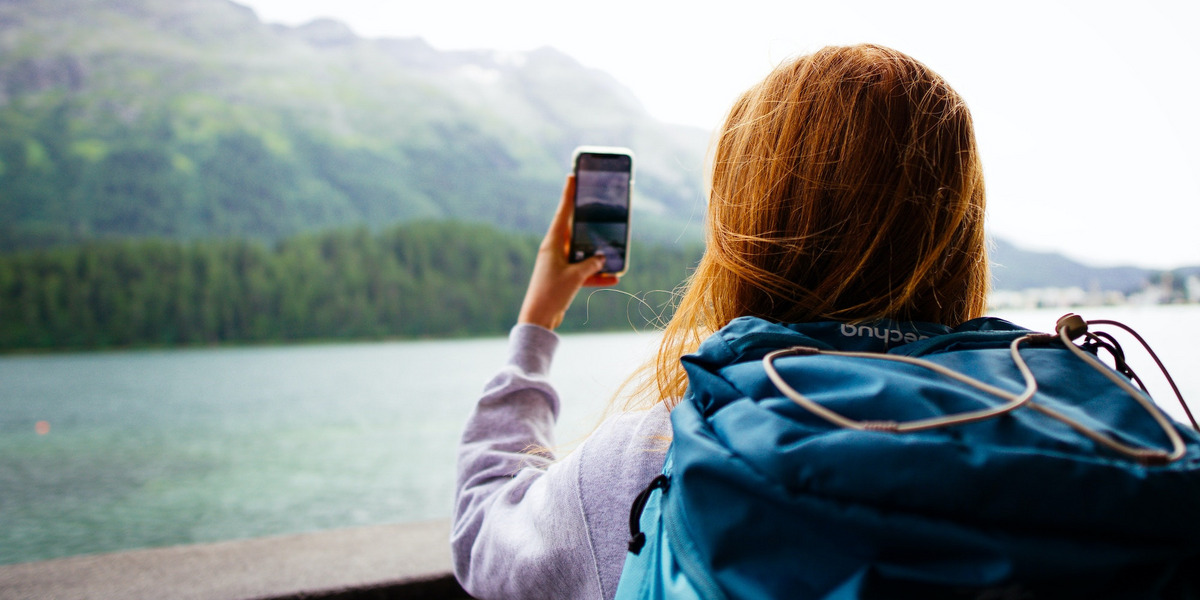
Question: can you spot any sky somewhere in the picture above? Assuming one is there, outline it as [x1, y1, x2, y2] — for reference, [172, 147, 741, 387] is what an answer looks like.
[237, 0, 1199, 270]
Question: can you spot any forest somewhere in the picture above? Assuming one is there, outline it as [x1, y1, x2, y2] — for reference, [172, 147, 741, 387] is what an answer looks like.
[0, 221, 703, 351]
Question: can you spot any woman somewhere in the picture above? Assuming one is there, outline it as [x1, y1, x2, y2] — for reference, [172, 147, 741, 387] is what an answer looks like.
[452, 43, 988, 599]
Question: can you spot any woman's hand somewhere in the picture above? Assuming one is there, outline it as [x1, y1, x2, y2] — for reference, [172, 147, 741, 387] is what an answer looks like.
[518, 175, 620, 330]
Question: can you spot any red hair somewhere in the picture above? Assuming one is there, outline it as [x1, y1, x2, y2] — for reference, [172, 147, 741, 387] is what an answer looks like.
[630, 44, 989, 409]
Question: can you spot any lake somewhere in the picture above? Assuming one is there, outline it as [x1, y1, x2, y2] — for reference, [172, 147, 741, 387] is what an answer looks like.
[1, 305, 1197, 565]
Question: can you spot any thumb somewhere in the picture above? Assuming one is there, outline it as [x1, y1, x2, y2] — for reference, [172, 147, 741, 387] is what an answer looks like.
[570, 254, 607, 281]
[581, 255, 620, 287]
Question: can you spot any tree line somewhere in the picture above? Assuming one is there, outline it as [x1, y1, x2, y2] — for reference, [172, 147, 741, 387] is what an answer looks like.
[0, 221, 703, 351]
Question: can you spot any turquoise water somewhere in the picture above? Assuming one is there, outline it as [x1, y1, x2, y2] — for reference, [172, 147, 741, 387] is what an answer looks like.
[1, 306, 1195, 565]
[0, 332, 658, 565]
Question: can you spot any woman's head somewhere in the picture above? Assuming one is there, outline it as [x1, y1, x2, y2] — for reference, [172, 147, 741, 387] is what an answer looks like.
[706, 43, 988, 326]
[640, 44, 989, 408]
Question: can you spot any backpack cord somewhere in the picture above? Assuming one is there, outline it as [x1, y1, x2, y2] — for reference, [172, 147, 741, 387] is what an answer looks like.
[1083, 317, 1199, 432]
[627, 474, 669, 555]
[763, 314, 1191, 465]
[1083, 331, 1141, 387]
[763, 339, 1041, 434]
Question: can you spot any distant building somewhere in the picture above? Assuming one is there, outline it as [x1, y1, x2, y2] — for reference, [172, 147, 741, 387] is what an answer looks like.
[988, 287, 1124, 310]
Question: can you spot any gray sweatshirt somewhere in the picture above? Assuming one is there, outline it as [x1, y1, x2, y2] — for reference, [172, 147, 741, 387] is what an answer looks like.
[452, 324, 670, 600]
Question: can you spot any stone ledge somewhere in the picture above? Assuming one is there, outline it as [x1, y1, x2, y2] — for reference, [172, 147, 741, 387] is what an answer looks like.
[0, 520, 469, 600]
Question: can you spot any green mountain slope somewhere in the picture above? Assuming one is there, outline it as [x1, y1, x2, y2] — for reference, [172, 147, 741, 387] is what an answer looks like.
[0, 0, 709, 249]
[2, 0, 1189, 297]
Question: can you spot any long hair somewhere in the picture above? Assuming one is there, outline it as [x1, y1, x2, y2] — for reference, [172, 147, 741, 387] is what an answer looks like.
[630, 44, 989, 410]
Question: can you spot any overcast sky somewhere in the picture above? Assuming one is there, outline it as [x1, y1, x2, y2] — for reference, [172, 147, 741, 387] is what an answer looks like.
[237, 0, 1199, 270]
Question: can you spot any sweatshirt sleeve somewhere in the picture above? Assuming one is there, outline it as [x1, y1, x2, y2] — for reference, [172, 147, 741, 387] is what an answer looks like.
[451, 324, 604, 600]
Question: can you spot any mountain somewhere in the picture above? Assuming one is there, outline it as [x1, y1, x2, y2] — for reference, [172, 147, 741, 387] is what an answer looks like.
[0, 0, 709, 249]
[0, 0, 1192, 296]
[988, 238, 1154, 293]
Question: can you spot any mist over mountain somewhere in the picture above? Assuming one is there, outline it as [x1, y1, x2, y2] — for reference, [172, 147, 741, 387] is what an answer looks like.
[0, 0, 1188, 295]
[0, 0, 708, 249]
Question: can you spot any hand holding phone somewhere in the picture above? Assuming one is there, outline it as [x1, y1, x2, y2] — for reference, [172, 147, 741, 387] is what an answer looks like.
[517, 175, 617, 330]
[569, 146, 634, 276]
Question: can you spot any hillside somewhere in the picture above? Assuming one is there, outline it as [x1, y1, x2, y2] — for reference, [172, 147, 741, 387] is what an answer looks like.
[0, 0, 709, 249]
[989, 238, 1152, 293]
[1, 0, 1192, 297]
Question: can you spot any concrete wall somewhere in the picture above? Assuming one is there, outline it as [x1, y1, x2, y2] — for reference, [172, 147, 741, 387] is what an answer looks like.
[0, 520, 469, 600]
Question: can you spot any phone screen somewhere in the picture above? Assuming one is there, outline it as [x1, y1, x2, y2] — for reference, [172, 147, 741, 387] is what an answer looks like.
[570, 150, 633, 275]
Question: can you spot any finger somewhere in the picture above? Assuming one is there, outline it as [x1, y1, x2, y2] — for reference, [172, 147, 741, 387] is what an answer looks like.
[545, 175, 576, 251]
[584, 273, 621, 287]
[578, 255, 619, 287]
[565, 253, 606, 282]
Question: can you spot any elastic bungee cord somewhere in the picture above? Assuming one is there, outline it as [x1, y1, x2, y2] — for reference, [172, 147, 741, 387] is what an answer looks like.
[1083, 316, 1199, 432]
[763, 313, 1197, 466]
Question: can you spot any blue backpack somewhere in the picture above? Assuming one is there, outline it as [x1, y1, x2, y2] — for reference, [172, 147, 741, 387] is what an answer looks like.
[614, 315, 1200, 599]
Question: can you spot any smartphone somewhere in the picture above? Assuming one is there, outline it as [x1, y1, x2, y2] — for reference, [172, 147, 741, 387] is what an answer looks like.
[569, 146, 634, 276]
